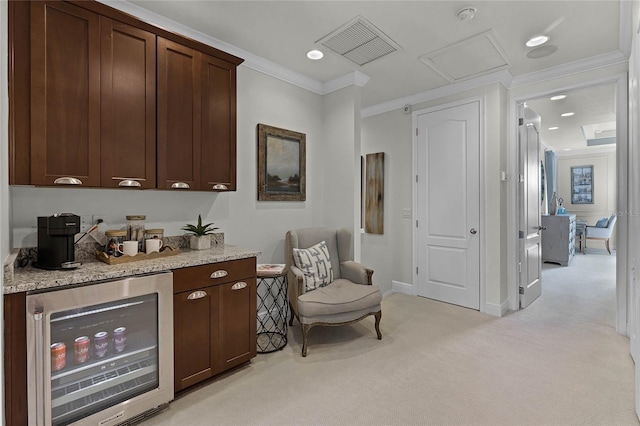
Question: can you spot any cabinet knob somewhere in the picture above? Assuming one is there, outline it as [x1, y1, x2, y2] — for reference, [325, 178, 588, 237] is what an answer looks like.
[231, 282, 247, 290]
[171, 182, 190, 189]
[211, 184, 228, 191]
[54, 177, 82, 185]
[187, 290, 207, 300]
[210, 270, 228, 279]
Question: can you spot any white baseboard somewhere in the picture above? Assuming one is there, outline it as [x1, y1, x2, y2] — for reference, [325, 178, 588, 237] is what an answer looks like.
[391, 280, 413, 296]
[485, 300, 509, 317]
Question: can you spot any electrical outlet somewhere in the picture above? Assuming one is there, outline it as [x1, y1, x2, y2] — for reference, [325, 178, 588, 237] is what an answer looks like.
[80, 215, 93, 233]
[402, 208, 412, 218]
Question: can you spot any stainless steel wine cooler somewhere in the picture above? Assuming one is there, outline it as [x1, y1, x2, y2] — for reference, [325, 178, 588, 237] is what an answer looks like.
[26, 272, 174, 426]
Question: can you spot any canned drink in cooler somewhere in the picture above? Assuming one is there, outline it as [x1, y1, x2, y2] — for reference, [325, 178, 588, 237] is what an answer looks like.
[94, 331, 109, 358]
[113, 327, 126, 353]
[74, 336, 90, 364]
[51, 342, 66, 371]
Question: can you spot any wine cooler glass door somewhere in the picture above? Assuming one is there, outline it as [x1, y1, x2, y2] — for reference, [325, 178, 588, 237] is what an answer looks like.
[27, 272, 173, 426]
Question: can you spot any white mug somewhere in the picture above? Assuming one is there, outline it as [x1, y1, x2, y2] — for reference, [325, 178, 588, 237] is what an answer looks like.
[145, 238, 163, 253]
[122, 240, 138, 256]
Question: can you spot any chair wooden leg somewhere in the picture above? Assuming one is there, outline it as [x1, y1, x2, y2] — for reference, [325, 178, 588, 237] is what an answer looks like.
[606, 239, 611, 255]
[374, 311, 382, 340]
[302, 324, 312, 357]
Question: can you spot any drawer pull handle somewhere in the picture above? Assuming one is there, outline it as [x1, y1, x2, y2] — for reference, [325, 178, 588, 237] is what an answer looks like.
[171, 182, 190, 189]
[210, 270, 228, 279]
[187, 290, 207, 300]
[54, 177, 82, 185]
[211, 184, 228, 190]
[232, 282, 247, 290]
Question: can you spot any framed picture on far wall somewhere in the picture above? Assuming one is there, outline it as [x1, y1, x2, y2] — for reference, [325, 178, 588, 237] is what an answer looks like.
[257, 124, 306, 201]
[571, 165, 594, 204]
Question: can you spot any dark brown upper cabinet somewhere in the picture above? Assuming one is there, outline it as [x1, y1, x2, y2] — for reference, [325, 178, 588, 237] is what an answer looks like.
[157, 40, 238, 191]
[201, 55, 237, 192]
[10, 0, 243, 191]
[100, 18, 157, 189]
[30, 1, 101, 187]
[157, 38, 202, 190]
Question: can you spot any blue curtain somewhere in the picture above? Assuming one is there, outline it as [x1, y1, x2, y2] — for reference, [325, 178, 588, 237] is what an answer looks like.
[544, 150, 557, 212]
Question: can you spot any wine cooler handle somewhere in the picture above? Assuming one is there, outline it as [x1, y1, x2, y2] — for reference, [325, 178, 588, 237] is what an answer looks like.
[34, 307, 45, 426]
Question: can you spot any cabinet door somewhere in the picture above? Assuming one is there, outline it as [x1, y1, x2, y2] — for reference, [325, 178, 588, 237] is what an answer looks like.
[173, 286, 219, 392]
[201, 54, 237, 191]
[157, 38, 201, 190]
[100, 18, 156, 189]
[217, 278, 257, 372]
[30, 1, 100, 186]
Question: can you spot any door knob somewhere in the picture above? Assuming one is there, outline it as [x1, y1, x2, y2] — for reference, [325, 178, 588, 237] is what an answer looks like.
[470, 228, 477, 234]
[538, 226, 547, 231]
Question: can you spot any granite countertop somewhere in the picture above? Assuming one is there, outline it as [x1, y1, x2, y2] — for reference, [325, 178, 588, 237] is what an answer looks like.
[3, 244, 261, 294]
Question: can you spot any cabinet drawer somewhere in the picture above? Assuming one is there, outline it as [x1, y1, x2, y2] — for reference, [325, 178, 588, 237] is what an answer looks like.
[173, 257, 256, 293]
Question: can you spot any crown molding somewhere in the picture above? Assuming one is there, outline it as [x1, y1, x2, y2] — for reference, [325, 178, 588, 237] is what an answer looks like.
[323, 70, 371, 94]
[362, 69, 512, 118]
[97, 0, 324, 94]
[510, 50, 628, 88]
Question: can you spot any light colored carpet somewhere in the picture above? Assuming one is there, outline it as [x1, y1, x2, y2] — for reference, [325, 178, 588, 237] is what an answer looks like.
[150, 250, 638, 425]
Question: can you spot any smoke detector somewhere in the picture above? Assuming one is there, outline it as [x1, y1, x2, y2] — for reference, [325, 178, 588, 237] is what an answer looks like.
[456, 6, 477, 22]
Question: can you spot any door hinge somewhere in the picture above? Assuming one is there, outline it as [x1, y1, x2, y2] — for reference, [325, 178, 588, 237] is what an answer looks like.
[416, 267, 419, 275]
[519, 118, 524, 126]
[519, 286, 524, 295]
[416, 220, 418, 228]
[416, 128, 419, 136]
[416, 175, 418, 183]
[519, 230, 524, 238]
[518, 262, 522, 273]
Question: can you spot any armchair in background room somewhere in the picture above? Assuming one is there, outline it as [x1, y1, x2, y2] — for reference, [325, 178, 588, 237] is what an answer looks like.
[285, 227, 382, 357]
[585, 214, 617, 254]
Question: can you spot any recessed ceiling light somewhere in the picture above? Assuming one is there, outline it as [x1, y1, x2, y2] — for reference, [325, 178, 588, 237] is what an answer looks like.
[550, 95, 566, 101]
[306, 49, 324, 60]
[548, 126, 559, 130]
[561, 112, 575, 117]
[525, 35, 549, 47]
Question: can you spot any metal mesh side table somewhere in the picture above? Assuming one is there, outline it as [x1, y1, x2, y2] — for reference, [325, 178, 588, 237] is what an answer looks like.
[256, 273, 288, 353]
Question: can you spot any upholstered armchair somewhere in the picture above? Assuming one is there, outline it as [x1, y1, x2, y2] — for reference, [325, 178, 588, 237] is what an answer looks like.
[285, 227, 382, 356]
[585, 214, 617, 254]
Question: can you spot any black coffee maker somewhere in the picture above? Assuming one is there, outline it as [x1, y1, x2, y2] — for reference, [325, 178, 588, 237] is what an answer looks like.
[36, 213, 81, 270]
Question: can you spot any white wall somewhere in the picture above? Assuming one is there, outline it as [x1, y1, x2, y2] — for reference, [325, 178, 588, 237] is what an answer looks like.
[361, 108, 413, 294]
[10, 66, 328, 264]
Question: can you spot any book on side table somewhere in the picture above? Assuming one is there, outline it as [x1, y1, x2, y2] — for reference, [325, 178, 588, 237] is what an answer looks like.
[256, 264, 286, 276]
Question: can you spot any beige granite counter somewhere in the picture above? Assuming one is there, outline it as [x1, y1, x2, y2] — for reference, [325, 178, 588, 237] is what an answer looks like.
[3, 244, 260, 294]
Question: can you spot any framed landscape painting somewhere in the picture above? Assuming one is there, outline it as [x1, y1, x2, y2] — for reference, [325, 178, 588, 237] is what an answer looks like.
[257, 124, 306, 201]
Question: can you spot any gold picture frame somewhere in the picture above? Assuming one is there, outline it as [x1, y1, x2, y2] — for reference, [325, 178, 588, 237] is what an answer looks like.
[257, 124, 306, 201]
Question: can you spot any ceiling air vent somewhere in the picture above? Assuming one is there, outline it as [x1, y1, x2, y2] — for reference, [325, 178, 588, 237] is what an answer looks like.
[316, 16, 402, 66]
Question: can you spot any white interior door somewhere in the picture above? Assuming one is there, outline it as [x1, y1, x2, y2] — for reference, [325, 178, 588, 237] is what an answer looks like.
[416, 101, 480, 310]
[518, 105, 542, 308]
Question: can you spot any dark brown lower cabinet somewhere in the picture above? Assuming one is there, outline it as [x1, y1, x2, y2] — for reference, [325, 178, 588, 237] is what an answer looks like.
[173, 258, 257, 393]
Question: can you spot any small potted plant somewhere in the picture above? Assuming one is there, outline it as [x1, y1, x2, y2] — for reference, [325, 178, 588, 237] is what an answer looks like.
[182, 215, 219, 250]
